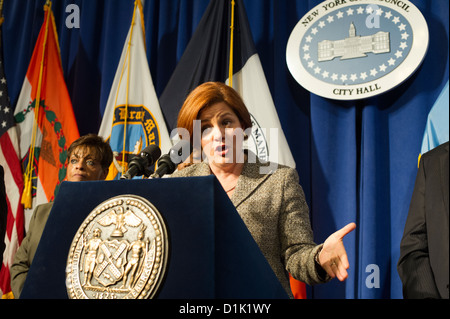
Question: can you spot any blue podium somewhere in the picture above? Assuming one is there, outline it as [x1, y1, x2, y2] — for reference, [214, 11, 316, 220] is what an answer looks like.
[20, 176, 288, 299]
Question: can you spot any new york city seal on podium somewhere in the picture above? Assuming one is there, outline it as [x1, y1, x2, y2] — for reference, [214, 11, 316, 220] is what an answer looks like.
[66, 195, 168, 299]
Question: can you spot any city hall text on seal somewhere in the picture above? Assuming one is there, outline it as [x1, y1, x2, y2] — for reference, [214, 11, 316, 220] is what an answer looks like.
[287, 0, 429, 100]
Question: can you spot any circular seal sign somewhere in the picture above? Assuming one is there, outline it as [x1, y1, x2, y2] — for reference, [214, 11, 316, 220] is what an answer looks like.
[287, 0, 429, 100]
[66, 195, 168, 299]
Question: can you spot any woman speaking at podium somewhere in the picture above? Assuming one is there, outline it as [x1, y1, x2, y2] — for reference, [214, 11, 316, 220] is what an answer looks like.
[170, 82, 355, 298]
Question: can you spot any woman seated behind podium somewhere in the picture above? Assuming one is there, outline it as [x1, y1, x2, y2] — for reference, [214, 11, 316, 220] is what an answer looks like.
[170, 82, 356, 298]
[10, 134, 113, 298]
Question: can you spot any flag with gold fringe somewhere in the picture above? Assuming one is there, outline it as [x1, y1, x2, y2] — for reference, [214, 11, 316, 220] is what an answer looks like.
[98, 0, 172, 180]
[13, 1, 79, 216]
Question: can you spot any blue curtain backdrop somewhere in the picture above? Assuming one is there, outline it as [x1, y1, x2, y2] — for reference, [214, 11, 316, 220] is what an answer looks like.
[1, 0, 448, 299]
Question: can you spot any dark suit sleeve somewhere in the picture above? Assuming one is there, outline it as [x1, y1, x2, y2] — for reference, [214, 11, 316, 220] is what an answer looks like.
[10, 212, 35, 299]
[397, 156, 441, 299]
[10, 204, 49, 299]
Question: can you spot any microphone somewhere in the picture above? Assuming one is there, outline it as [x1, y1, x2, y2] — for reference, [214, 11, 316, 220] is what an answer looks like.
[150, 140, 192, 178]
[121, 144, 162, 179]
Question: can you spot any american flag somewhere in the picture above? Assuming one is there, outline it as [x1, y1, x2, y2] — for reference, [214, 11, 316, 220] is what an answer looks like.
[0, 25, 25, 298]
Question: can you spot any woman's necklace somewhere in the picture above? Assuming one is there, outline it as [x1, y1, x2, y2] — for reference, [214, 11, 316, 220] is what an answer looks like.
[211, 163, 243, 194]
[225, 184, 237, 193]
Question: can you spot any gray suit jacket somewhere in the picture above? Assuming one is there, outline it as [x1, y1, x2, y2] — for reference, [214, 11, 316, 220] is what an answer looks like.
[171, 158, 329, 297]
[10, 202, 54, 298]
[398, 141, 449, 299]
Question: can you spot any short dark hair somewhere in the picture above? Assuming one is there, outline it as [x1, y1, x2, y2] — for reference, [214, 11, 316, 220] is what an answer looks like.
[67, 134, 113, 170]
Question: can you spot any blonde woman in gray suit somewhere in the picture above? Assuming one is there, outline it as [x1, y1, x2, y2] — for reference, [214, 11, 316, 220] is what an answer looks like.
[171, 82, 356, 298]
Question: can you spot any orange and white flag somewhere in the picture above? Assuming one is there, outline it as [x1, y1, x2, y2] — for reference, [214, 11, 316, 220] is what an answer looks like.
[13, 2, 79, 223]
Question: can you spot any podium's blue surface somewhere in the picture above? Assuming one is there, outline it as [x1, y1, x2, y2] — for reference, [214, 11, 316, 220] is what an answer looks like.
[21, 176, 288, 299]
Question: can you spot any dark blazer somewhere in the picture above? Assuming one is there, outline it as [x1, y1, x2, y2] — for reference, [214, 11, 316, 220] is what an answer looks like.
[171, 157, 330, 297]
[398, 141, 449, 299]
[10, 202, 53, 298]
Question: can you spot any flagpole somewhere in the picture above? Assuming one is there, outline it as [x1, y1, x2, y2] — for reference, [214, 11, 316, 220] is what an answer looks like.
[122, 2, 138, 175]
[0, 0, 4, 25]
[116, 0, 142, 176]
[228, 0, 235, 88]
[22, 0, 52, 208]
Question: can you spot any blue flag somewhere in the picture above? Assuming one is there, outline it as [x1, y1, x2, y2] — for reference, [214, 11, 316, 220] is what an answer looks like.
[421, 81, 449, 155]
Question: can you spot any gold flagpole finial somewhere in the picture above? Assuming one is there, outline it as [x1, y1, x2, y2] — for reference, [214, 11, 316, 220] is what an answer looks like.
[44, 0, 52, 11]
